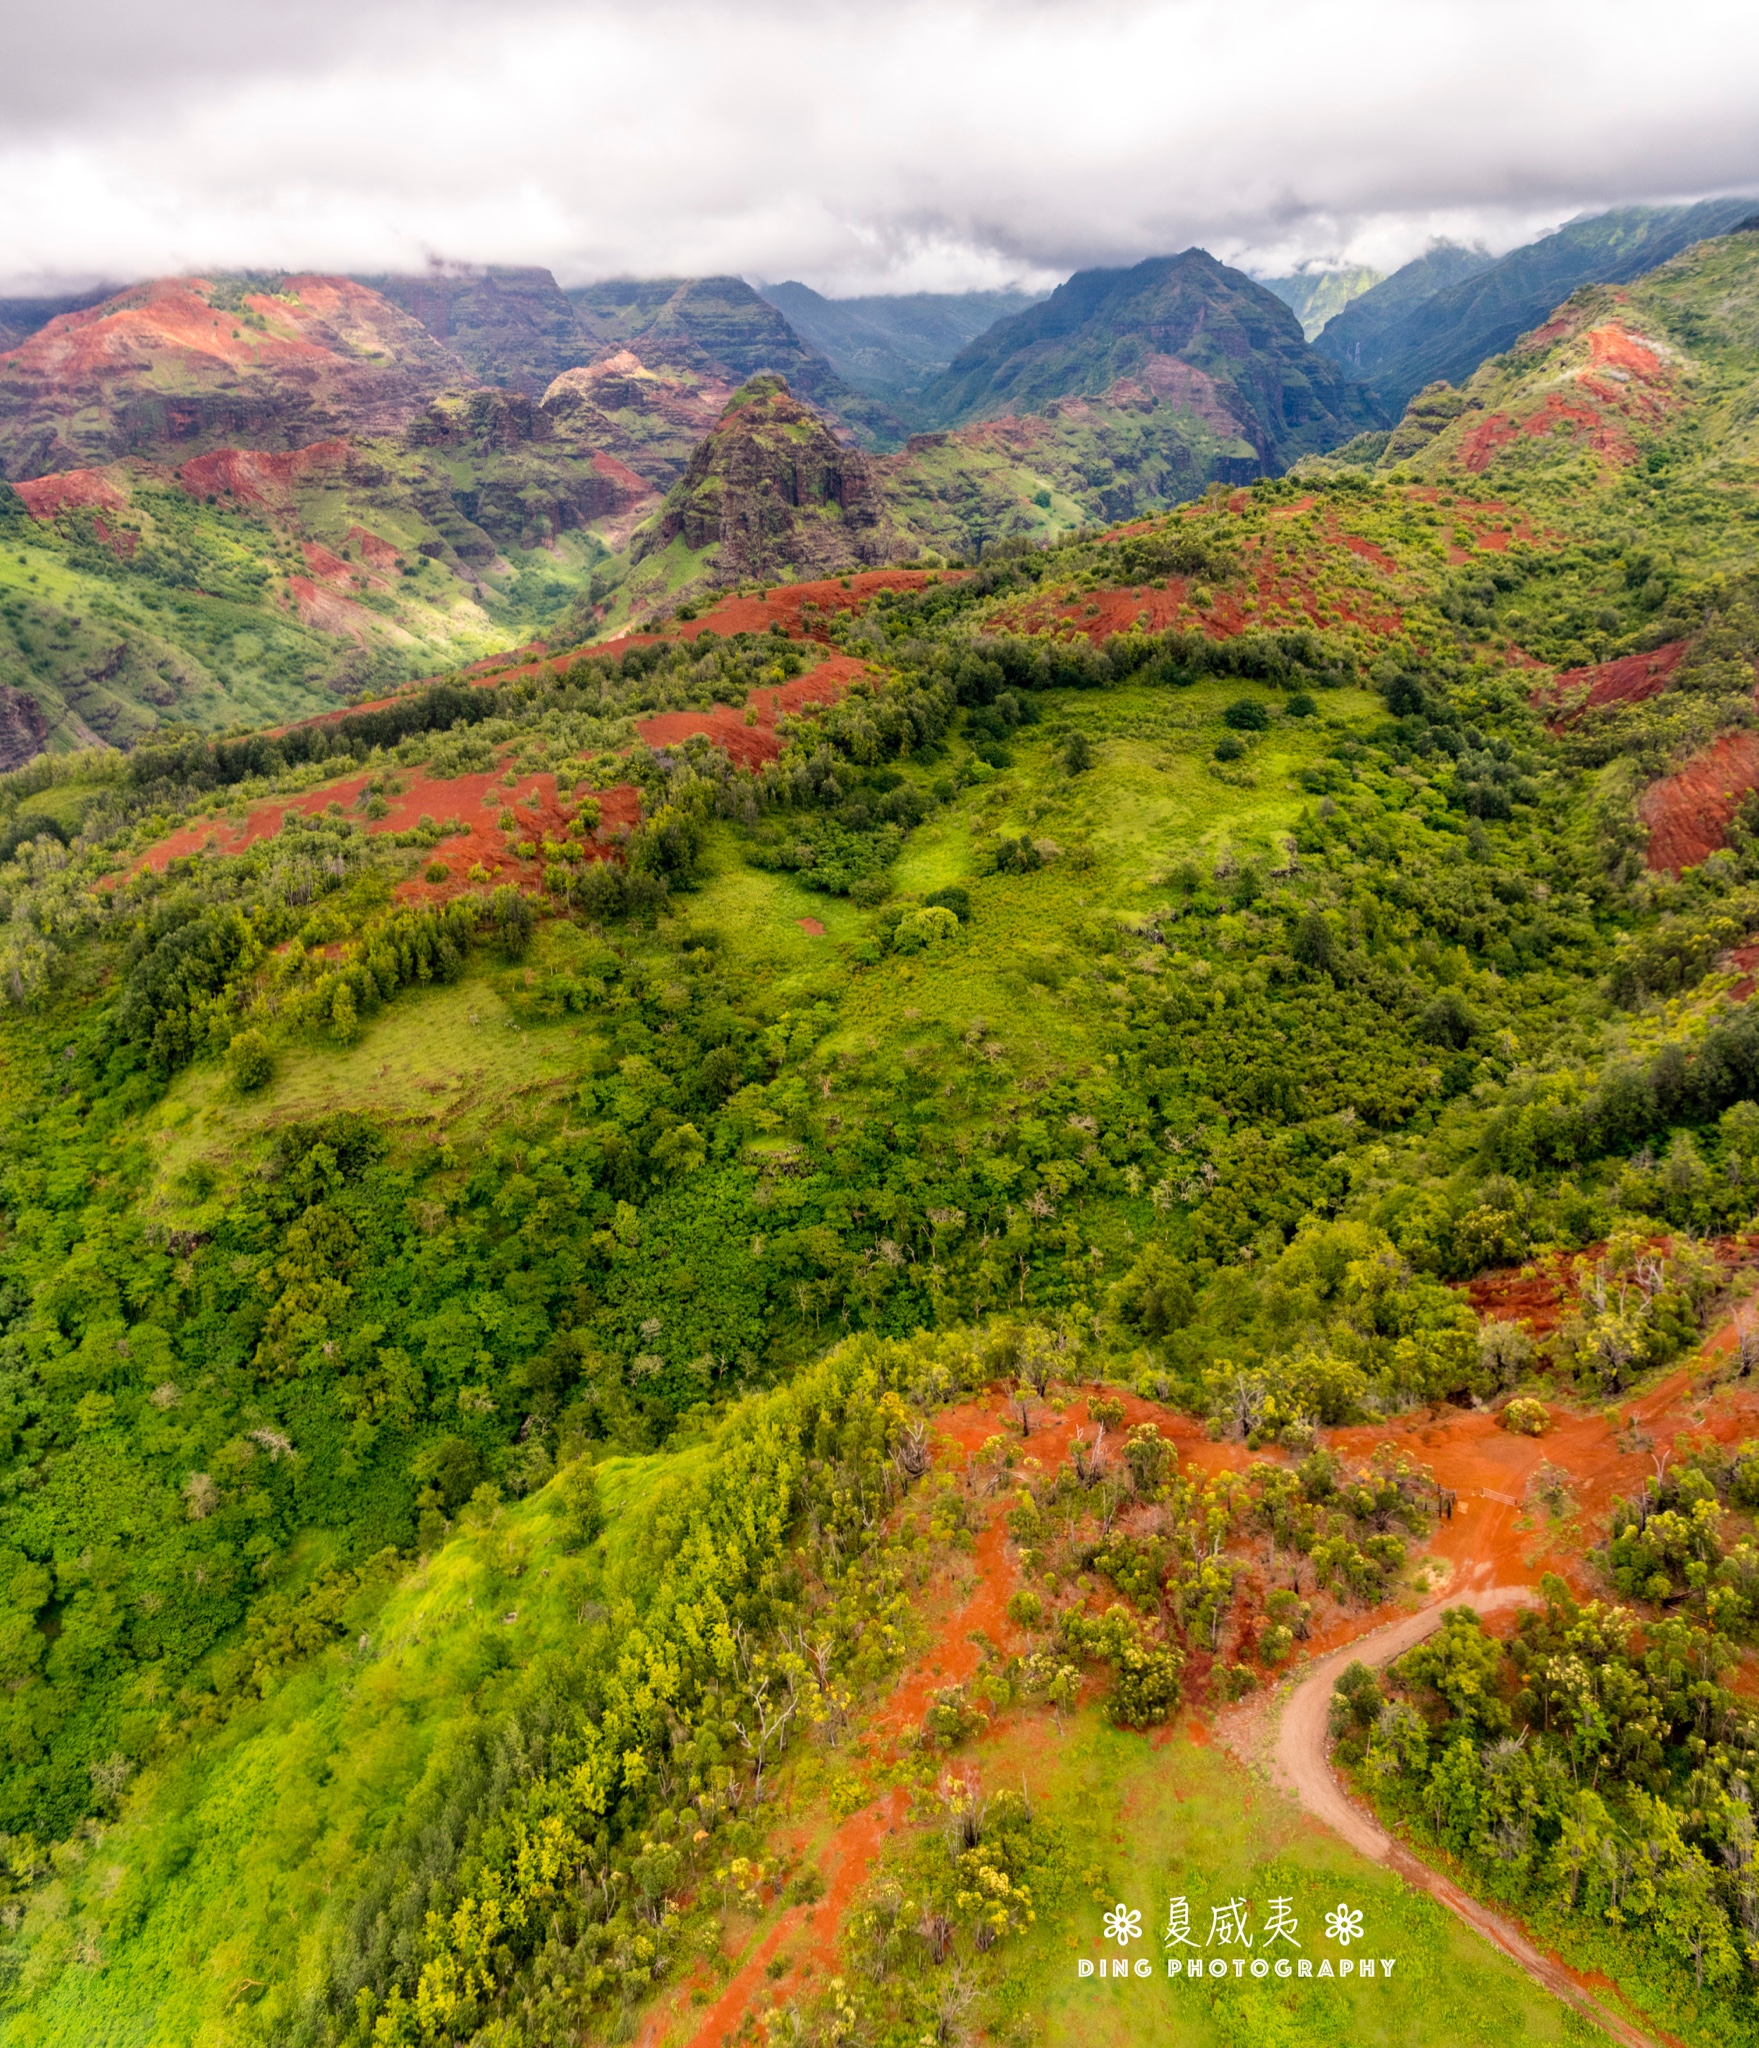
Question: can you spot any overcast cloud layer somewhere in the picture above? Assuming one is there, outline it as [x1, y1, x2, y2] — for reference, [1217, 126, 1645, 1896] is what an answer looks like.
[2, 0, 1757, 298]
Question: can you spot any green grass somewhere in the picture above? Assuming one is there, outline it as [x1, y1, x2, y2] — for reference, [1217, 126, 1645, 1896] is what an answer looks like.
[803, 678, 1382, 1078]
[973, 1723, 1599, 2048]
[145, 936, 605, 1217]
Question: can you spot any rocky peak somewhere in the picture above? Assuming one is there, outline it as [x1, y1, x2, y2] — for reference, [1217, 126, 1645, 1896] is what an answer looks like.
[633, 375, 900, 581]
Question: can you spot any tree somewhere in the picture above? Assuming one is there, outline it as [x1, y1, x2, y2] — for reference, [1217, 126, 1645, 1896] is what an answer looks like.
[227, 1027, 274, 1092]
[1290, 909, 1336, 975]
[1061, 731, 1093, 773]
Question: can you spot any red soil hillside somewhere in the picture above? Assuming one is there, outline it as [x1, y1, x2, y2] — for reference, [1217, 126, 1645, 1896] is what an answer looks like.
[122, 759, 640, 904]
[1640, 728, 1759, 871]
[1537, 638, 1688, 723]
[634, 1315, 1759, 2048]
[1457, 317, 1681, 475]
[676, 567, 958, 642]
[11, 466, 127, 517]
[176, 438, 352, 511]
[125, 646, 872, 883]
[0, 276, 460, 479]
[989, 497, 1416, 644]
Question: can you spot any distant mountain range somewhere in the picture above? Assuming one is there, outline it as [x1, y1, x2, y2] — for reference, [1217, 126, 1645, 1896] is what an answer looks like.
[758, 283, 1047, 402]
[1257, 265, 1384, 339]
[911, 250, 1385, 467]
[2, 194, 1756, 756]
[1312, 198, 1758, 405]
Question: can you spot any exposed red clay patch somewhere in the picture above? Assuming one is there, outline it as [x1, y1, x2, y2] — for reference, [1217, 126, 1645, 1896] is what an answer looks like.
[116, 762, 641, 903]
[1640, 729, 1759, 871]
[301, 539, 389, 594]
[12, 467, 127, 517]
[345, 524, 403, 573]
[1459, 325, 1676, 476]
[1725, 943, 1759, 1000]
[990, 513, 1406, 645]
[797, 917, 826, 937]
[655, 1326, 1758, 2045]
[1537, 638, 1688, 724]
[120, 645, 863, 885]
[672, 568, 959, 645]
[285, 575, 383, 641]
[634, 656, 868, 767]
[177, 439, 352, 511]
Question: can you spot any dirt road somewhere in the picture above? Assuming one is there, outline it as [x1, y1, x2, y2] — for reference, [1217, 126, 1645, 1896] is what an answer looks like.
[1271, 1586, 1670, 2048]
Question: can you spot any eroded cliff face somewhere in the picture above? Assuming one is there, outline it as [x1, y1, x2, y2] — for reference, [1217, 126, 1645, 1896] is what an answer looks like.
[0, 686, 49, 772]
[634, 375, 900, 581]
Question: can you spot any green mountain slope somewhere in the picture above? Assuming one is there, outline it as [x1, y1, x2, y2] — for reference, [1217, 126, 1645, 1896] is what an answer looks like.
[1307, 239, 1494, 365]
[758, 282, 1048, 400]
[917, 248, 1386, 470]
[2, 229, 1759, 2048]
[1315, 198, 1759, 406]
[1258, 263, 1384, 339]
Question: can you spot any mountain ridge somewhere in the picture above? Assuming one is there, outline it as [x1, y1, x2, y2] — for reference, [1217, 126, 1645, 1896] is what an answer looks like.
[1315, 197, 1759, 405]
[918, 248, 1387, 470]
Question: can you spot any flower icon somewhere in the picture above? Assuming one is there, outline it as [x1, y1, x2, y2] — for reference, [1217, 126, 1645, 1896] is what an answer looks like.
[1324, 1904, 1364, 1946]
[1103, 1903, 1143, 1946]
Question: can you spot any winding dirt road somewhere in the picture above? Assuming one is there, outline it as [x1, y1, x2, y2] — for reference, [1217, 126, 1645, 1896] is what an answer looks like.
[1271, 1585, 1668, 2048]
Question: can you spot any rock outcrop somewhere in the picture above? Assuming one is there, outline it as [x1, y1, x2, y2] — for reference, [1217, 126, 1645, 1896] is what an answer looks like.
[0, 686, 49, 772]
[633, 376, 900, 582]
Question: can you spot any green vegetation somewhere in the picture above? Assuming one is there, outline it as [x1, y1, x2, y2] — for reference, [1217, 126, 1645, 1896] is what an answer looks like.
[2, 228, 1759, 2046]
[1314, 198, 1759, 407]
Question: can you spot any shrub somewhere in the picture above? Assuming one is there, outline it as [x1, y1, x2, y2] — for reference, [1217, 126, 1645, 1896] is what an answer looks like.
[1213, 733, 1246, 762]
[1061, 731, 1094, 773]
[226, 1028, 274, 1093]
[1223, 698, 1269, 732]
[892, 906, 960, 954]
[424, 861, 450, 884]
[1501, 1397, 1550, 1436]
[922, 1682, 989, 1749]
[924, 885, 971, 922]
[1286, 692, 1318, 718]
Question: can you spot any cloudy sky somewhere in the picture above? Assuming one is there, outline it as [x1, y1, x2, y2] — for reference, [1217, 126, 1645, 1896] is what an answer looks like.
[3, 0, 1757, 297]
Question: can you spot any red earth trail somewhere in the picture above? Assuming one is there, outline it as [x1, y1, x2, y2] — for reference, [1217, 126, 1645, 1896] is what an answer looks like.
[1269, 1591, 1671, 2048]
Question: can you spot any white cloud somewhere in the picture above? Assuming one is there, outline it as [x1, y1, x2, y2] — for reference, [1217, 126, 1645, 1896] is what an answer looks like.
[2, 0, 1756, 296]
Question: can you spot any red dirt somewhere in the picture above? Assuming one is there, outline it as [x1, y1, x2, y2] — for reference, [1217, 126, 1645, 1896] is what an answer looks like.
[797, 918, 826, 937]
[1459, 325, 1676, 475]
[672, 568, 960, 645]
[1465, 1257, 1574, 1335]
[1724, 943, 1759, 1000]
[647, 1320, 1759, 2048]
[120, 642, 864, 885]
[345, 525, 403, 573]
[177, 439, 351, 512]
[117, 760, 640, 905]
[1537, 639, 1688, 724]
[2, 275, 436, 404]
[285, 575, 382, 641]
[1639, 729, 1759, 871]
[301, 540, 389, 594]
[12, 467, 127, 517]
[634, 656, 868, 767]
